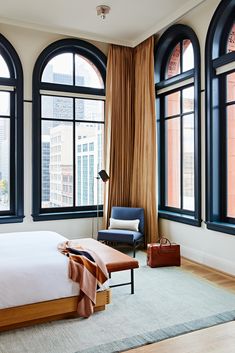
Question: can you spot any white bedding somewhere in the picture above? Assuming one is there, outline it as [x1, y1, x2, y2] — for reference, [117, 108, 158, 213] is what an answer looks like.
[0, 231, 79, 309]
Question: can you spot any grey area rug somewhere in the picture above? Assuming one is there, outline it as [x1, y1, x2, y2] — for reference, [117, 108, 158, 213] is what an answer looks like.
[1, 252, 235, 353]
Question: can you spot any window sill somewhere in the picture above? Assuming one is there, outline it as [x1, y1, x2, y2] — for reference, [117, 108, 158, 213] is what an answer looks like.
[0, 215, 24, 224]
[32, 210, 103, 222]
[158, 210, 201, 227]
[206, 221, 235, 235]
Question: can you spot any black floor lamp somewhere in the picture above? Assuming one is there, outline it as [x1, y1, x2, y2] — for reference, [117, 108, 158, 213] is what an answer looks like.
[98, 169, 110, 182]
[96, 170, 109, 234]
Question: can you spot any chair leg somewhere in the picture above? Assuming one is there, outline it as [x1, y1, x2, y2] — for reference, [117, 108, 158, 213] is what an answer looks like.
[133, 242, 136, 258]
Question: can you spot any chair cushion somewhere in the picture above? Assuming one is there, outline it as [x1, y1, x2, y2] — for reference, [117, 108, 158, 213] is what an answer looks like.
[108, 218, 140, 231]
[111, 207, 144, 235]
[97, 229, 143, 244]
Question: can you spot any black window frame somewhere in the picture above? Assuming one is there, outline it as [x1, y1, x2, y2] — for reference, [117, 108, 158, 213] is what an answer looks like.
[155, 24, 201, 226]
[206, 0, 235, 235]
[0, 34, 24, 224]
[32, 38, 106, 221]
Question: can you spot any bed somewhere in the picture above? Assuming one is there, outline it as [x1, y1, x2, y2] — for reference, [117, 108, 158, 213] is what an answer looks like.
[0, 231, 111, 331]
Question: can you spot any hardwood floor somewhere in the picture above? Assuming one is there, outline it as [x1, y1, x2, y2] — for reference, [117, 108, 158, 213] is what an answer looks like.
[124, 257, 235, 353]
[127, 321, 235, 353]
[180, 258, 235, 293]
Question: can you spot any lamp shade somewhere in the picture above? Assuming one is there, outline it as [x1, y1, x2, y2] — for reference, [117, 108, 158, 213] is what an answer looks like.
[98, 170, 109, 182]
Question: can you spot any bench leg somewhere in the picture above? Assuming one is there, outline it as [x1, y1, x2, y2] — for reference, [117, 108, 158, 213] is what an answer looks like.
[131, 269, 134, 294]
[109, 269, 135, 294]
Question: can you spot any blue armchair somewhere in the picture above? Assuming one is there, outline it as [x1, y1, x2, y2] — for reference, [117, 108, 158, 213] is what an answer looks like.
[97, 206, 144, 257]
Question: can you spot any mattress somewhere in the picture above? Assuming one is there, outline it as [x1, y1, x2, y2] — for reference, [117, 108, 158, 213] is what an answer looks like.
[0, 231, 79, 309]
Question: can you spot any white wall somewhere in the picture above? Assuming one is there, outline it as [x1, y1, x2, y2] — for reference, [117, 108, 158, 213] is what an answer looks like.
[0, 23, 108, 239]
[159, 0, 235, 276]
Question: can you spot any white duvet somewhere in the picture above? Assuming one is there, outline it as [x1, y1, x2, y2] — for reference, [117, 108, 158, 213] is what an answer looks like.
[0, 231, 79, 309]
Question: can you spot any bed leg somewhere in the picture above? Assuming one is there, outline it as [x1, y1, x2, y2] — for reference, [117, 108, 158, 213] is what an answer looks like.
[94, 305, 105, 312]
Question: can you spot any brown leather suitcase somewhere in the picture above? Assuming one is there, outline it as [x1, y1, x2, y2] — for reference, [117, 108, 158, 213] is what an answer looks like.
[147, 238, 181, 267]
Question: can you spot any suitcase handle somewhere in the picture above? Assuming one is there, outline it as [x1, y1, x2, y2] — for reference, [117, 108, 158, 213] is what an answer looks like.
[157, 237, 172, 247]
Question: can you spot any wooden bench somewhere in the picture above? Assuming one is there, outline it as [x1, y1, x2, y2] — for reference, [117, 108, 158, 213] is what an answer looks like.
[77, 238, 139, 294]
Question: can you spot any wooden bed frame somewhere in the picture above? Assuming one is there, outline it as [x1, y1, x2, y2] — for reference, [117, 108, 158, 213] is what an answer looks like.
[0, 237, 138, 332]
[0, 289, 111, 332]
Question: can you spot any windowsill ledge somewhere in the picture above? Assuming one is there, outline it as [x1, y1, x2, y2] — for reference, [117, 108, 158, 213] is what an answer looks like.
[158, 210, 201, 227]
[0, 215, 24, 224]
[32, 210, 103, 222]
[206, 221, 235, 235]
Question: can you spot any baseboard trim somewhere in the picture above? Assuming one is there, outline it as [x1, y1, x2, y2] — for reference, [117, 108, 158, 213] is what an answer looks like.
[180, 245, 235, 277]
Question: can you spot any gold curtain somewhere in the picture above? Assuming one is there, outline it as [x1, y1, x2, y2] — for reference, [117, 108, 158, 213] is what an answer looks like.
[104, 38, 158, 243]
[130, 37, 158, 244]
[104, 45, 135, 226]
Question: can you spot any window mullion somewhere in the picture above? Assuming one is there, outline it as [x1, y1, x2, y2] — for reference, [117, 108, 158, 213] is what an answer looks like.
[162, 99, 166, 208]
[39, 98, 42, 211]
[73, 98, 76, 208]
[40, 89, 106, 101]
[180, 41, 183, 74]
[180, 90, 183, 211]
[219, 75, 226, 222]
[223, 74, 229, 221]
[9, 90, 15, 213]
[73, 52, 76, 208]
[157, 77, 194, 95]
[0, 85, 15, 92]
[73, 53, 75, 86]
[180, 41, 183, 212]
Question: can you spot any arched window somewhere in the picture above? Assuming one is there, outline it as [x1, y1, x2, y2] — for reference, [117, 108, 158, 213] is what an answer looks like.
[206, 0, 235, 234]
[155, 24, 201, 226]
[32, 39, 106, 221]
[0, 34, 23, 223]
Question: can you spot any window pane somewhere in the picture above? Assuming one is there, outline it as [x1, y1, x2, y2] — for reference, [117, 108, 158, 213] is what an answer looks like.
[76, 123, 104, 206]
[227, 23, 235, 53]
[42, 53, 73, 85]
[183, 87, 194, 113]
[183, 114, 194, 211]
[75, 99, 104, 121]
[41, 121, 73, 208]
[0, 55, 10, 78]
[227, 104, 235, 217]
[41, 96, 73, 120]
[165, 118, 180, 208]
[0, 92, 10, 116]
[165, 91, 180, 117]
[166, 43, 181, 79]
[83, 144, 88, 152]
[226, 72, 235, 103]
[182, 40, 194, 72]
[0, 118, 10, 210]
[75, 54, 104, 88]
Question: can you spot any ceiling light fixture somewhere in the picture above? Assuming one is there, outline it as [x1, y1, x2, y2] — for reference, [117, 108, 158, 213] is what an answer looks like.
[96, 5, 111, 20]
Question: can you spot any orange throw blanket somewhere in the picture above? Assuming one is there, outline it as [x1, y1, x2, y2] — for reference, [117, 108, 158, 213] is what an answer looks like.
[58, 240, 109, 317]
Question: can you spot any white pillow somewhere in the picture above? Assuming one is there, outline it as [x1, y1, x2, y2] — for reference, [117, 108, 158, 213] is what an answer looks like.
[108, 218, 140, 232]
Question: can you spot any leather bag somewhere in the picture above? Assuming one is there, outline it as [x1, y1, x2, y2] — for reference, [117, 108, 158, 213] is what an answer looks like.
[147, 237, 181, 267]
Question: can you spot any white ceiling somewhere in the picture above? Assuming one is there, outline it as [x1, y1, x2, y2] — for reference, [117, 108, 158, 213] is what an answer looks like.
[0, 0, 206, 47]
